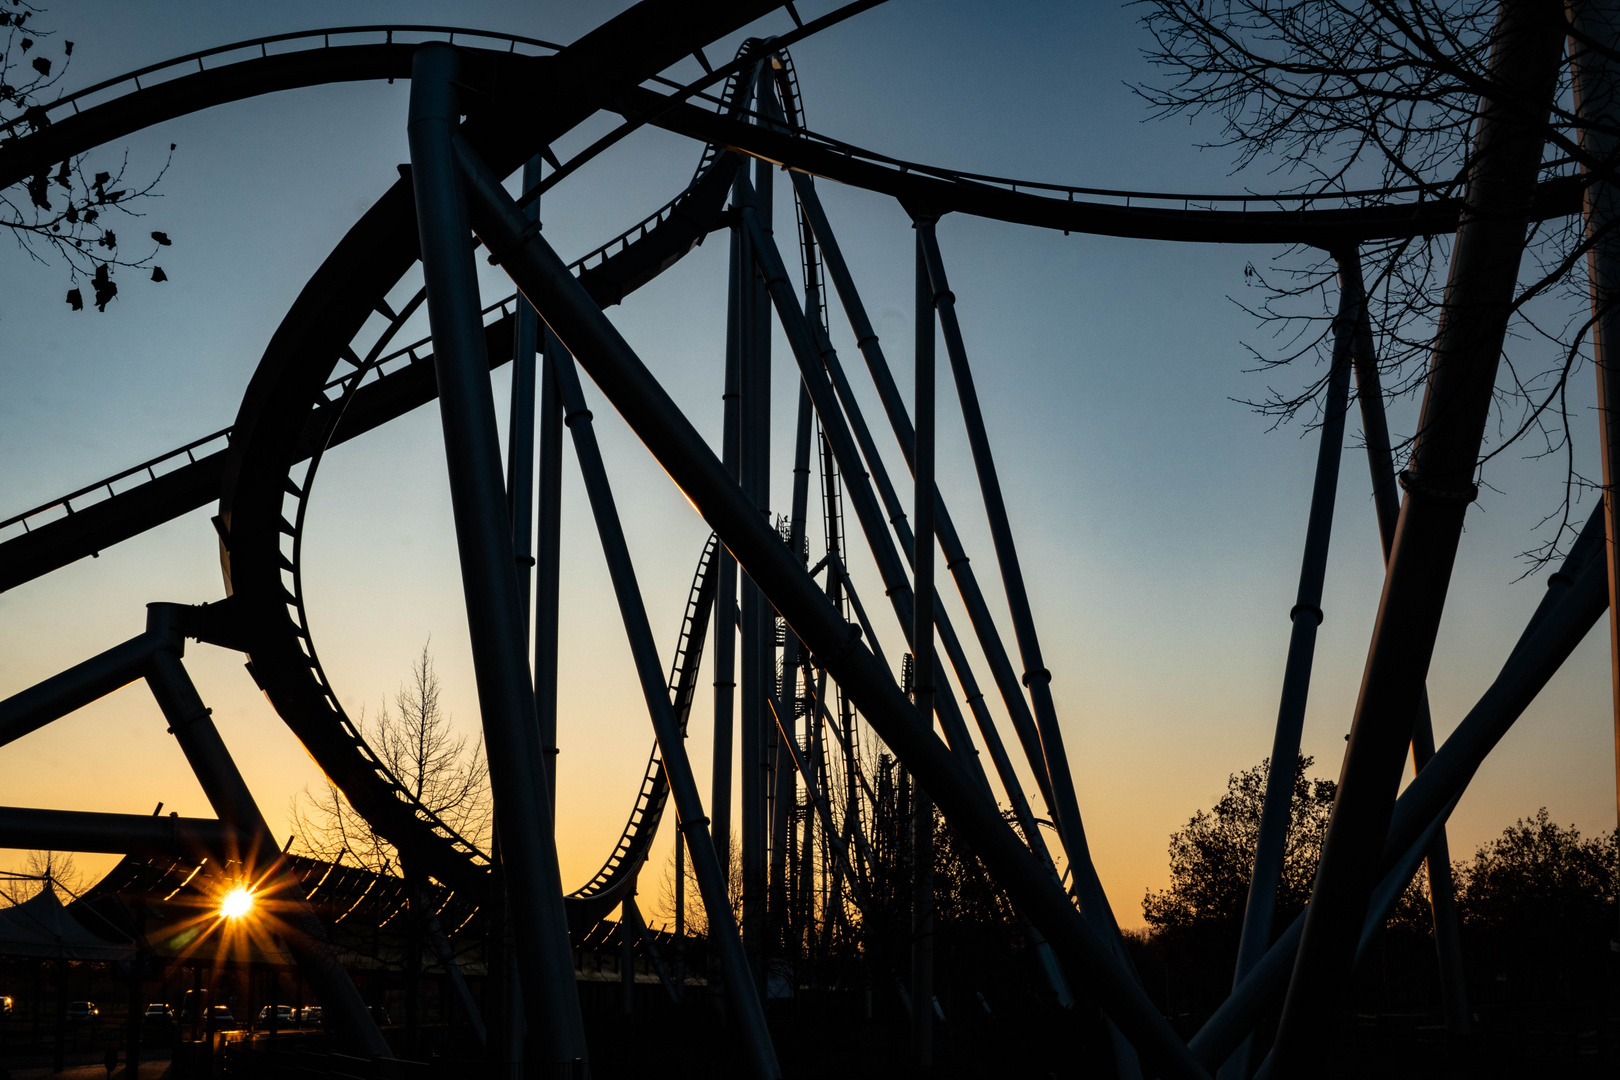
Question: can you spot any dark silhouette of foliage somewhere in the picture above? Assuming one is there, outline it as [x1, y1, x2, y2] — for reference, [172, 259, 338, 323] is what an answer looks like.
[290, 642, 490, 878]
[1, 2, 173, 312]
[1455, 807, 1617, 999]
[1140, 753, 1618, 1019]
[1142, 754, 1335, 944]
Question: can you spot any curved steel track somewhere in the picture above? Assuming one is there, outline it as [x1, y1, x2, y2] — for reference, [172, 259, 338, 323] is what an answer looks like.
[0, 5, 1592, 954]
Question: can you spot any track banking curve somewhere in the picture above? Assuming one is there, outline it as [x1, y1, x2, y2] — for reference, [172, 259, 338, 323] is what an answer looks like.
[0, 3, 797, 921]
[0, 3, 1593, 1031]
[0, 5, 1589, 917]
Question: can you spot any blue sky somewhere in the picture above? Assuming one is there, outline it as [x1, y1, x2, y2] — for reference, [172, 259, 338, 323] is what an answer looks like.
[1, 1, 1613, 926]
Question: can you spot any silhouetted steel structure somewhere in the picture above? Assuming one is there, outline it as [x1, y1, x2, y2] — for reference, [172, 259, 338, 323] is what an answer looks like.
[0, 4, 1613, 1079]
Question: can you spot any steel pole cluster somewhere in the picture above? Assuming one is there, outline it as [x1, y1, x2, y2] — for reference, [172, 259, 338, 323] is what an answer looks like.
[0, 5, 1615, 1078]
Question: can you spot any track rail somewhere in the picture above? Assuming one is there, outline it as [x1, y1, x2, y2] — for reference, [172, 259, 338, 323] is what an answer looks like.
[0, 25, 560, 141]
[630, 88, 1587, 245]
[0, 11, 793, 928]
[210, 23, 769, 916]
[566, 534, 720, 928]
[4, 4, 1576, 942]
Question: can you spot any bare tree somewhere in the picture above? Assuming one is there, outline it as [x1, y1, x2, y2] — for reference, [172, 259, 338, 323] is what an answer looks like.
[0, 849, 87, 906]
[2, 1, 174, 312]
[290, 642, 491, 874]
[1135, 1, 1615, 565]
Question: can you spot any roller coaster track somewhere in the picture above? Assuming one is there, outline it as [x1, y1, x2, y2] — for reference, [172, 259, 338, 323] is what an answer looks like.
[566, 534, 720, 929]
[224, 38, 766, 911]
[0, 3, 1589, 933]
[0, 9, 801, 926]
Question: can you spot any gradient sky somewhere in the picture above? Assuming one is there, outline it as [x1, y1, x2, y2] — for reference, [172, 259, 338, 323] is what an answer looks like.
[2, 1, 1615, 931]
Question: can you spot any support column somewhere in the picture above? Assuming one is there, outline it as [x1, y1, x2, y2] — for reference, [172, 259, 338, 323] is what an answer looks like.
[143, 606, 385, 1058]
[1269, 7, 1566, 1066]
[1346, 258, 1471, 1039]
[713, 220, 743, 879]
[549, 340, 781, 1079]
[1567, 0, 1620, 946]
[1222, 250, 1357, 1080]
[674, 827, 687, 997]
[407, 43, 585, 1072]
[911, 224, 937, 1076]
[742, 83, 776, 986]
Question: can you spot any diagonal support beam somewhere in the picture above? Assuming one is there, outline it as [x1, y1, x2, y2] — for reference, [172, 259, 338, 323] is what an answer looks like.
[1221, 249, 1357, 1080]
[407, 43, 584, 1070]
[1267, 6, 1568, 1064]
[1345, 254, 1472, 1039]
[1191, 532, 1607, 1069]
[549, 310, 781, 1080]
[453, 127, 1211, 1080]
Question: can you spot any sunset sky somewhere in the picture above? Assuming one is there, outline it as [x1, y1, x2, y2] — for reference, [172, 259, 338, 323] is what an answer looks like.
[2, 0, 1615, 931]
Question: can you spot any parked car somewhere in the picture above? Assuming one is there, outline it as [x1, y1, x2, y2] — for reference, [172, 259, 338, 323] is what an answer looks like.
[298, 1005, 323, 1026]
[66, 1001, 98, 1023]
[143, 1003, 173, 1023]
[207, 1005, 237, 1030]
[256, 1005, 295, 1027]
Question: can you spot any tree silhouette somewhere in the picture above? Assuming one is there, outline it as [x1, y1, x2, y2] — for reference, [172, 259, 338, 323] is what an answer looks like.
[0, 849, 87, 906]
[2, 2, 174, 313]
[1143, 754, 1335, 943]
[1135, 1, 1616, 566]
[290, 642, 490, 875]
[1455, 807, 1617, 997]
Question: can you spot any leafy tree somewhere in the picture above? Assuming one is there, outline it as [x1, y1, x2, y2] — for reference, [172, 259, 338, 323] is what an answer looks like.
[2, 1, 173, 311]
[1143, 754, 1335, 940]
[291, 642, 490, 876]
[1455, 807, 1617, 998]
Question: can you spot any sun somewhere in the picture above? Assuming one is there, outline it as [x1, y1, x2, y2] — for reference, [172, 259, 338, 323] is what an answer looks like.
[220, 887, 254, 919]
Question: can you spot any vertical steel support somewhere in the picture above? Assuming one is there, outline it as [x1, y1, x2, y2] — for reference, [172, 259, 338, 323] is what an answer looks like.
[911, 224, 937, 1075]
[674, 827, 687, 996]
[738, 180, 769, 991]
[1346, 257, 1471, 1038]
[1568, 0, 1620, 942]
[1191, 521, 1607, 1069]
[549, 340, 782, 1079]
[508, 156, 542, 628]
[454, 136, 1210, 1080]
[536, 346, 566, 805]
[407, 43, 586, 1071]
[620, 901, 636, 1017]
[714, 221, 743, 879]
[143, 607, 387, 1058]
[774, 385, 814, 930]
[499, 153, 545, 1080]
[795, 173, 1062, 838]
[914, 227, 1114, 928]
[1222, 253, 1357, 1079]
[1269, 6, 1566, 1065]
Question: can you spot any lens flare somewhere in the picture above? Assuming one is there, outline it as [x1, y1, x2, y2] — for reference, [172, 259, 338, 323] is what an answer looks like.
[220, 887, 254, 919]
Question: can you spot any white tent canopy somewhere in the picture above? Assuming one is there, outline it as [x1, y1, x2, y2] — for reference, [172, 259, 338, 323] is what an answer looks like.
[0, 884, 133, 961]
